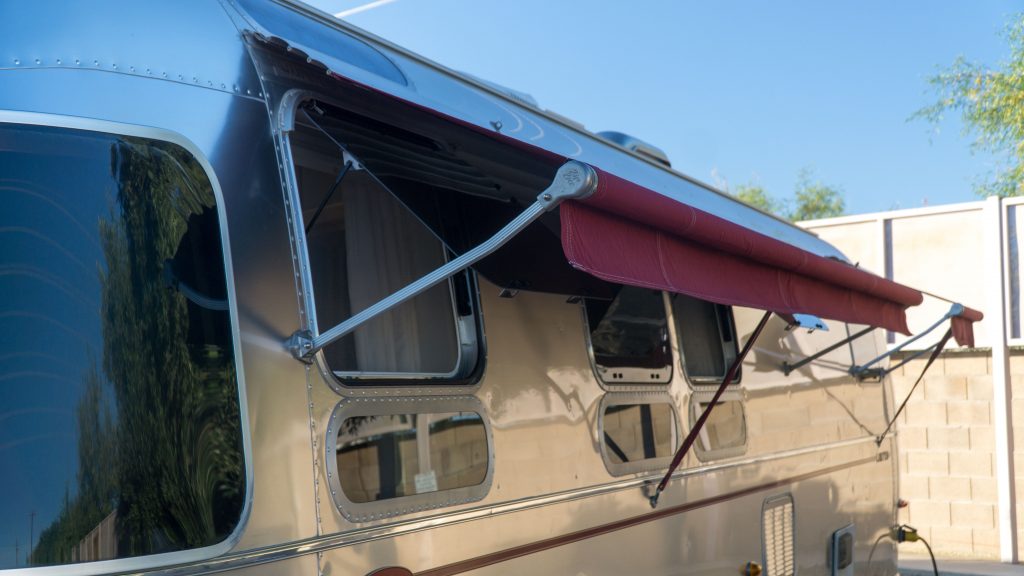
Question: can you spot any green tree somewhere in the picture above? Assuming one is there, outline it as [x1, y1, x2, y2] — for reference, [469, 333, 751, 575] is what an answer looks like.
[789, 169, 845, 221]
[729, 171, 844, 221]
[733, 183, 784, 215]
[916, 14, 1024, 197]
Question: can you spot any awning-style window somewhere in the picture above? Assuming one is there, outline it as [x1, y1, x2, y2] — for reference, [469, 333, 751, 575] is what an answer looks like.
[249, 32, 983, 350]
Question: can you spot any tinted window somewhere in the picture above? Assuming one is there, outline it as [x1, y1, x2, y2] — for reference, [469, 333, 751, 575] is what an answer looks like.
[336, 412, 487, 503]
[291, 119, 476, 381]
[601, 403, 677, 468]
[692, 400, 747, 459]
[672, 294, 739, 384]
[585, 287, 671, 384]
[0, 124, 244, 568]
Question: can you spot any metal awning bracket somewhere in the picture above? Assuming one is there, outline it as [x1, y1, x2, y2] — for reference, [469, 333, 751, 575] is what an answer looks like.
[286, 160, 598, 362]
[782, 303, 965, 380]
[782, 325, 873, 376]
[786, 313, 829, 333]
[850, 303, 963, 380]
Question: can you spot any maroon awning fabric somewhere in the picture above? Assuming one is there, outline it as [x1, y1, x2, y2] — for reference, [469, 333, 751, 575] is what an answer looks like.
[563, 168, 925, 334]
[952, 306, 984, 348]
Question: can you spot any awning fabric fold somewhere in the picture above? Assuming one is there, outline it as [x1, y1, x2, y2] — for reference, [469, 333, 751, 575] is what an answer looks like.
[951, 306, 984, 348]
[562, 198, 916, 335]
[560, 168, 985, 344]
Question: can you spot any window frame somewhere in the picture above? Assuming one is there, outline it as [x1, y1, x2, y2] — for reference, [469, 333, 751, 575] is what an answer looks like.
[325, 395, 495, 522]
[688, 390, 749, 461]
[670, 293, 742, 389]
[0, 111, 253, 575]
[280, 91, 486, 394]
[597, 393, 681, 477]
[581, 289, 674, 390]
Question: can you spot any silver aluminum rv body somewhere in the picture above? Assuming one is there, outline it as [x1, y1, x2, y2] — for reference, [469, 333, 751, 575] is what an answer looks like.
[0, 1, 899, 575]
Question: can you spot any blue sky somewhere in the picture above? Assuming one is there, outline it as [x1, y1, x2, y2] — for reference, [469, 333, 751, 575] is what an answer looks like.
[307, 0, 1020, 215]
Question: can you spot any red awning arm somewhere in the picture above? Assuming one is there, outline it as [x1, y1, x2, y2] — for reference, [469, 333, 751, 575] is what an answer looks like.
[876, 327, 954, 446]
[647, 311, 774, 509]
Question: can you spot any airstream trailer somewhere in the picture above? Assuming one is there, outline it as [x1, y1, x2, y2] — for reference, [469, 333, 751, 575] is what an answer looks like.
[0, 2, 982, 575]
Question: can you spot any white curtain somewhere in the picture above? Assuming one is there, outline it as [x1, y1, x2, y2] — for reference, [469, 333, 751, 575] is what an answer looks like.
[342, 176, 458, 374]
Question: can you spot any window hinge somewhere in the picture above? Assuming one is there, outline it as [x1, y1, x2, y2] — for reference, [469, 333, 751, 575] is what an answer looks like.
[287, 329, 315, 363]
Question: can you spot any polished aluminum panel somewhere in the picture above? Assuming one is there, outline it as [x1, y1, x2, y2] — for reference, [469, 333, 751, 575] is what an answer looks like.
[0, 1, 899, 574]
[0, 1, 262, 98]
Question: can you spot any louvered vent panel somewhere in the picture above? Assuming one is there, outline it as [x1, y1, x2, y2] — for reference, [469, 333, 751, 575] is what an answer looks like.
[762, 494, 795, 576]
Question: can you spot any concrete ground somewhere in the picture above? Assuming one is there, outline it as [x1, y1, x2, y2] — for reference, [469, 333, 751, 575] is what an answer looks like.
[899, 557, 1023, 575]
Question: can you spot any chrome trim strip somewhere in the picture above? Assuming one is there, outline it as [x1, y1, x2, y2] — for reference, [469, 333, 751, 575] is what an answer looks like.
[92, 436, 880, 575]
[0, 111, 255, 576]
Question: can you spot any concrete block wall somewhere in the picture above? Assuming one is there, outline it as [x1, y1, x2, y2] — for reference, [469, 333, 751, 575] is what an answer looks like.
[893, 350, 1001, 558]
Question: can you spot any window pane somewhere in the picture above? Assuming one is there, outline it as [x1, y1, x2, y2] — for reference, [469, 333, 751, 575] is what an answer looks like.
[336, 412, 487, 503]
[695, 401, 747, 453]
[673, 294, 738, 382]
[293, 124, 462, 377]
[585, 287, 671, 383]
[0, 124, 244, 568]
[602, 404, 676, 464]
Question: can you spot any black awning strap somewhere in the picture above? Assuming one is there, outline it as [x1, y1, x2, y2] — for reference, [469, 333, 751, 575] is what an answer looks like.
[875, 327, 953, 446]
[649, 310, 773, 508]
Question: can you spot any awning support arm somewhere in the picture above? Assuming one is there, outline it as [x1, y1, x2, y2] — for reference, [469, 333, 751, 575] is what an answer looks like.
[875, 327, 953, 446]
[782, 325, 874, 376]
[882, 342, 939, 378]
[286, 160, 598, 362]
[850, 303, 963, 379]
[648, 310, 773, 509]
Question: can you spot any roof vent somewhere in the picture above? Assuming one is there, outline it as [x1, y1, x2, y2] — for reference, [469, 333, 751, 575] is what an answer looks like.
[597, 131, 671, 167]
[462, 73, 540, 109]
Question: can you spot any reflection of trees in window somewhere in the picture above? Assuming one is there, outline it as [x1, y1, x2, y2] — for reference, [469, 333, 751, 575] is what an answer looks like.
[31, 136, 243, 565]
